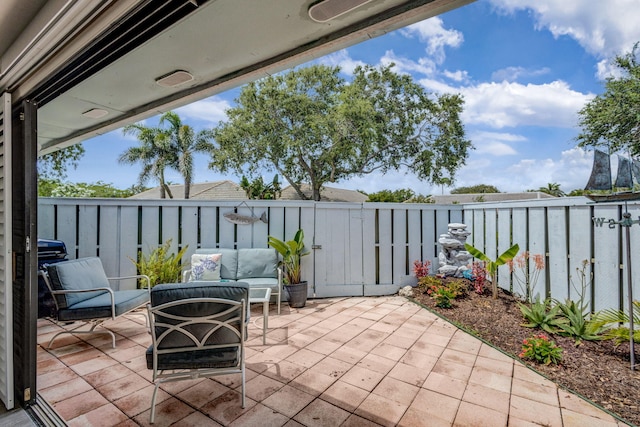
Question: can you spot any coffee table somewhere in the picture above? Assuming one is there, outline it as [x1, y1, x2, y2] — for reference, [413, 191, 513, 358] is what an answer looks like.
[249, 287, 271, 344]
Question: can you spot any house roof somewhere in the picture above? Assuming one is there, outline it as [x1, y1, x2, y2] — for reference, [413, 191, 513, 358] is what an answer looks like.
[130, 181, 368, 202]
[431, 192, 557, 205]
[129, 180, 247, 200]
[279, 184, 368, 202]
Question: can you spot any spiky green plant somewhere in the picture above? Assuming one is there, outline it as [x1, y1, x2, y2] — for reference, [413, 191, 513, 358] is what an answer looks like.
[518, 297, 566, 334]
[131, 239, 188, 287]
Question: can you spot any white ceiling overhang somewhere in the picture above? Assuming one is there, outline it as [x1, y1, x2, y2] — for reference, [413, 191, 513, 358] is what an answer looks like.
[0, 0, 474, 154]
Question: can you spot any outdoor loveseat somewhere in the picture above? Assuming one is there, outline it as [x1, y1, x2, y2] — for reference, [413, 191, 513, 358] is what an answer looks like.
[39, 257, 150, 348]
[183, 248, 282, 314]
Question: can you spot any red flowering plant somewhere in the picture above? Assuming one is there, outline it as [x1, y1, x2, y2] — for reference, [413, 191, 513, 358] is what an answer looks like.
[412, 259, 431, 280]
[471, 262, 487, 294]
[519, 333, 563, 365]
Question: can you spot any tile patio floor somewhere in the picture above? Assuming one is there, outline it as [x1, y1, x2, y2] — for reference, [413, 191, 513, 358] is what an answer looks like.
[36, 296, 632, 427]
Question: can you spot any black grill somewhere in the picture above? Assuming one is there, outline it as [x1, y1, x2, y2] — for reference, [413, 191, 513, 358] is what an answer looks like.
[37, 239, 68, 318]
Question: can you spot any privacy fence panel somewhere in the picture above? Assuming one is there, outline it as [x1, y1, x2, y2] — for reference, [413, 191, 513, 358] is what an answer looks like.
[464, 198, 640, 314]
[547, 206, 569, 301]
[496, 208, 512, 289]
[592, 204, 621, 313]
[37, 197, 638, 312]
[568, 206, 593, 304]
[528, 207, 547, 299]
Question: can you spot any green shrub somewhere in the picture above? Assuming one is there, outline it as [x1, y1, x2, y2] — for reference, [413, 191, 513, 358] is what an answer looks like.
[434, 287, 456, 308]
[131, 239, 188, 287]
[519, 334, 563, 365]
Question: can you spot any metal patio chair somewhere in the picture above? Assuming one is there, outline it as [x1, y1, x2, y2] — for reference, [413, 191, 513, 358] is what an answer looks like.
[146, 282, 249, 424]
[39, 257, 150, 348]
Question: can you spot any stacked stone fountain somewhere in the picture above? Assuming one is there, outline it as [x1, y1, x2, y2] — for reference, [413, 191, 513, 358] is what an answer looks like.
[437, 223, 473, 277]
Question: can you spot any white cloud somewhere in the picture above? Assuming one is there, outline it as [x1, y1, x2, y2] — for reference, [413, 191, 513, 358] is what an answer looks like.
[459, 80, 594, 129]
[469, 131, 525, 155]
[401, 17, 463, 64]
[176, 97, 230, 126]
[380, 50, 437, 76]
[321, 49, 366, 75]
[491, 66, 551, 82]
[442, 69, 469, 83]
[503, 147, 592, 192]
[489, 0, 640, 60]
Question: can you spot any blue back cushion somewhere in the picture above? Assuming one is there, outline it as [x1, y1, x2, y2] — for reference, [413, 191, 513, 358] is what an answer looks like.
[196, 248, 238, 279]
[150, 282, 249, 349]
[237, 248, 278, 279]
[46, 257, 111, 309]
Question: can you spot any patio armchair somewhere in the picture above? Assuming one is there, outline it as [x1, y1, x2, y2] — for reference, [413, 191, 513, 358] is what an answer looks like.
[39, 257, 151, 348]
[146, 282, 248, 424]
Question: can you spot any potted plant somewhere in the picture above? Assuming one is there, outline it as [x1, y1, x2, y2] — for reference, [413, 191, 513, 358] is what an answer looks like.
[268, 229, 310, 308]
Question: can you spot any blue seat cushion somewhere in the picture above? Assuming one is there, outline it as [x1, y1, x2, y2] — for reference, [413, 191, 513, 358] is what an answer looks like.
[239, 277, 279, 292]
[57, 289, 149, 322]
[145, 346, 238, 370]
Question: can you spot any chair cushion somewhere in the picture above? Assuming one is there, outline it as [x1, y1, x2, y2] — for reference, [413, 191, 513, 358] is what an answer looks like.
[189, 253, 222, 281]
[46, 257, 111, 309]
[57, 289, 150, 322]
[145, 346, 238, 370]
[239, 277, 279, 292]
[151, 281, 250, 322]
[237, 248, 278, 279]
[196, 248, 238, 280]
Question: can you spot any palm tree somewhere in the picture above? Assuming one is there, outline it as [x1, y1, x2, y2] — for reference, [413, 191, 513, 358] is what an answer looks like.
[119, 124, 175, 199]
[538, 182, 565, 197]
[159, 112, 214, 199]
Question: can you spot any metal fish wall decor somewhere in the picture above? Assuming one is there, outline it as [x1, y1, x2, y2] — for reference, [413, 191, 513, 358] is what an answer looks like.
[223, 211, 268, 225]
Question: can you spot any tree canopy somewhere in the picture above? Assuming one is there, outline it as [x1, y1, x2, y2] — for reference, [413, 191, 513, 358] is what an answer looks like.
[38, 144, 85, 180]
[576, 43, 640, 156]
[529, 182, 565, 197]
[119, 111, 214, 198]
[209, 64, 471, 201]
[450, 184, 500, 194]
[364, 188, 432, 203]
[38, 179, 142, 198]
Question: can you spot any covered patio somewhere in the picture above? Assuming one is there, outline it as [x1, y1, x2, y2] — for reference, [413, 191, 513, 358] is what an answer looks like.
[36, 296, 626, 427]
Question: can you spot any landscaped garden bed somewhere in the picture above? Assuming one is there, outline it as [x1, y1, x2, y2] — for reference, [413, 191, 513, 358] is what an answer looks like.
[410, 279, 640, 426]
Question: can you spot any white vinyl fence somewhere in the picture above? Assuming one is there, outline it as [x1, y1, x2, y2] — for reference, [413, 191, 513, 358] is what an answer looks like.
[464, 197, 640, 313]
[38, 197, 640, 313]
[37, 198, 462, 298]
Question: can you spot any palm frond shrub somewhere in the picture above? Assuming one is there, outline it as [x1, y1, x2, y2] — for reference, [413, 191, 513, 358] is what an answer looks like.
[589, 301, 640, 345]
[131, 239, 188, 287]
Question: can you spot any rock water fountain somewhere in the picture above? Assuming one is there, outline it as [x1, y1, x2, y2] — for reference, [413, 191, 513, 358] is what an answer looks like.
[437, 223, 473, 277]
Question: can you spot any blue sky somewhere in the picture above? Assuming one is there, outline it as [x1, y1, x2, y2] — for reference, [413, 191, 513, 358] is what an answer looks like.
[65, 0, 640, 195]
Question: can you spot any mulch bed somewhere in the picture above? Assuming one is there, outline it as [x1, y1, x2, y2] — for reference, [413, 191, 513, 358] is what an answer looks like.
[410, 281, 640, 426]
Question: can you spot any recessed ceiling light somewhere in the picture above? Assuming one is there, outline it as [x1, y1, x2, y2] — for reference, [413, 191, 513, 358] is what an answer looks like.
[82, 108, 108, 119]
[308, 0, 374, 23]
[155, 70, 194, 87]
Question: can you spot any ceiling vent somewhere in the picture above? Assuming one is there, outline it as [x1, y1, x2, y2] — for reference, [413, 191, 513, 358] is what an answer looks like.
[82, 108, 108, 118]
[155, 70, 194, 87]
[308, 0, 374, 23]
